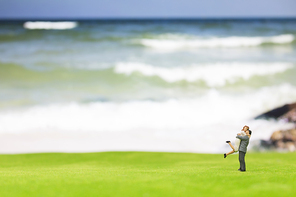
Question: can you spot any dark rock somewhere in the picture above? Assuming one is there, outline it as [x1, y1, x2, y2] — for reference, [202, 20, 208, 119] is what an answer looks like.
[255, 102, 296, 121]
[264, 129, 296, 152]
[256, 102, 296, 152]
[279, 108, 296, 123]
[260, 140, 273, 148]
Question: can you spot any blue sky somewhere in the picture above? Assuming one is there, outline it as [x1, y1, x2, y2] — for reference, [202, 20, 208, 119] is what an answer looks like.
[0, 0, 296, 19]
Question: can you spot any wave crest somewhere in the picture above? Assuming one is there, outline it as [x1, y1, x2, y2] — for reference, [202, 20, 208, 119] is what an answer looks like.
[138, 34, 295, 50]
[1, 84, 296, 134]
[23, 21, 78, 30]
[114, 62, 294, 87]
[1, 84, 296, 153]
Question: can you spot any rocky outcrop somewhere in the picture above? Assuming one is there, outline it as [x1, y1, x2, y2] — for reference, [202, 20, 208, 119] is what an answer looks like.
[279, 108, 296, 123]
[255, 102, 296, 123]
[256, 102, 296, 152]
[260, 129, 296, 152]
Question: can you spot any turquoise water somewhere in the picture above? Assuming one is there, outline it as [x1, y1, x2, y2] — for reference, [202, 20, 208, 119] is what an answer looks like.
[0, 19, 296, 153]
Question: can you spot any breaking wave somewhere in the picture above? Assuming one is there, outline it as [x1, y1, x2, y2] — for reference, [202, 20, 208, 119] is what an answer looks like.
[114, 62, 294, 87]
[138, 34, 295, 50]
[23, 21, 78, 30]
[1, 84, 296, 153]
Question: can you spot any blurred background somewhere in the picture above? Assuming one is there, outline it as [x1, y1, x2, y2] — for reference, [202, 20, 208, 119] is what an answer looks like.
[0, 0, 296, 153]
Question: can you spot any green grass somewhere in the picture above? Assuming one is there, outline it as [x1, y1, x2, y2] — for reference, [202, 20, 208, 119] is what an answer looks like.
[0, 152, 295, 197]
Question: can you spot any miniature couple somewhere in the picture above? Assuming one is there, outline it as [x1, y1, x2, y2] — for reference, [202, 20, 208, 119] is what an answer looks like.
[224, 125, 252, 172]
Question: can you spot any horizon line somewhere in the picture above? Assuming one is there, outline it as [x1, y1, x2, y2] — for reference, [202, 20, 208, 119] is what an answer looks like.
[1, 16, 296, 21]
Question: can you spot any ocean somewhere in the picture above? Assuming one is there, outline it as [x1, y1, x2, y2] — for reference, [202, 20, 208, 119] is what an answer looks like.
[0, 19, 296, 153]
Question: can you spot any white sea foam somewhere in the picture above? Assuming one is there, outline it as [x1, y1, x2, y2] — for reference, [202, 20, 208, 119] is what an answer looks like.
[114, 62, 294, 87]
[1, 84, 296, 153]
[139, 34, 295, 50]
[23, 21, 78, 30]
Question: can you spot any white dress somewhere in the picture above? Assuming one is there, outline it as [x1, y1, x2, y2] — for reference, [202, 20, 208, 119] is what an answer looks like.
[234, 131, 246, 152]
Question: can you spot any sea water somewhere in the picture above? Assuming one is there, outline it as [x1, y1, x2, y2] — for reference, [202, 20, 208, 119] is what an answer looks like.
[0, 19, 296, 153]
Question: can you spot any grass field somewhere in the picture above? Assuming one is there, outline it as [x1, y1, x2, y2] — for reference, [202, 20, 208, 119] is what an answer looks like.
[0, 152, 295, 197]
